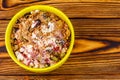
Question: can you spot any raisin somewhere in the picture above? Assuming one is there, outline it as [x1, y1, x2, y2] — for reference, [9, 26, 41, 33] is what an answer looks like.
[34, 19, 41, 27]
[24, 12, 31, 18]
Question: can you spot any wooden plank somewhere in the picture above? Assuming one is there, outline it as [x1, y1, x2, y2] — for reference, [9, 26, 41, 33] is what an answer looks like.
[0, 2, 80, 19]
[1, 54, 120, 75]
[1, 75, 120, 79]
[80, 0, 120, 2]
[0, 76, 25, 80]
[1, 0, 81, 8]
[2, 2, 120, 19]
[2, 0, 120, 8]
[0, 0, 2, 10]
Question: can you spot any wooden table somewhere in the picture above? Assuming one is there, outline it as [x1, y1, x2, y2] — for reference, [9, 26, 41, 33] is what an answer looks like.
[1, 0, 120, 79]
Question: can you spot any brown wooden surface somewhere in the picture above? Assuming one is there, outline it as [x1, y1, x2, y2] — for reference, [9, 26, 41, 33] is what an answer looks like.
[1, 0, 120, 79]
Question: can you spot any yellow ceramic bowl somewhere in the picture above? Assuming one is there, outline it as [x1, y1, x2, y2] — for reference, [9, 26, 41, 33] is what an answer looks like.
[5, 5, 74, 73]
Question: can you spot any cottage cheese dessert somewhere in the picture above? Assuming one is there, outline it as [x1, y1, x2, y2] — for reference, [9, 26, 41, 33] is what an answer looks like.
[10, 10, 70, 68]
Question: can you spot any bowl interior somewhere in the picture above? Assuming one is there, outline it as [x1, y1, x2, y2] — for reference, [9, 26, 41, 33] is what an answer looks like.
[5, 5, 74, 73]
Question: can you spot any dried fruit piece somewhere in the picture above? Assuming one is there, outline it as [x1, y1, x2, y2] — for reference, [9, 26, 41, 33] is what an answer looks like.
[31, 19, 41, 28]
[53, 46, 59, 52]
[35, 19, 41, 27]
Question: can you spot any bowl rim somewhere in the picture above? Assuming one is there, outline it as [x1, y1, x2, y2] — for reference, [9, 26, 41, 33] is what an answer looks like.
[5, 5, 74, 73]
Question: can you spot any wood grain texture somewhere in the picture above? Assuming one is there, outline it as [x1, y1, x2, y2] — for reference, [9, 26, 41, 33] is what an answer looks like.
[2, 1, 120, 19]
[1, 0, 120, 79]
[1, 75, 120, 80]
[1, 18, 120, 78]
[2, 0, 120, 8]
